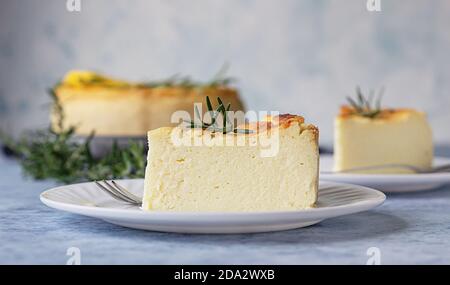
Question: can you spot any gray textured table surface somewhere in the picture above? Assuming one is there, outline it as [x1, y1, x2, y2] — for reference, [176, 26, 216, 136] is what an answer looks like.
[1, 148, 450, 265]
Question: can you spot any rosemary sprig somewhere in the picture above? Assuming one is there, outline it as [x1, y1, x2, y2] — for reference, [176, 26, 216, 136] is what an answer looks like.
[185, 96, 252, 134]
[346, 86, 385, 118]
[140, 64, 235, 88]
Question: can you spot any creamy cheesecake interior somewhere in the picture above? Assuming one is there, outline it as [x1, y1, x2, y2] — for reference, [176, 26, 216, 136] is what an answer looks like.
[334, 107, 433, 174]
[142, 115, 319, 212]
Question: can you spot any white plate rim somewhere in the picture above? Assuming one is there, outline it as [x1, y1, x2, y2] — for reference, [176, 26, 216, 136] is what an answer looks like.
[40, 180, 386, 222]
[320, 155, 450, 178]
[319, 155, 450, 192]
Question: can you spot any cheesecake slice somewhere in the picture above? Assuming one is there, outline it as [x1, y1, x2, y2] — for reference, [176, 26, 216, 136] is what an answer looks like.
[51, 70, 245, 136]
[334, 106, 433, 174]
[142, 114, 319, 212]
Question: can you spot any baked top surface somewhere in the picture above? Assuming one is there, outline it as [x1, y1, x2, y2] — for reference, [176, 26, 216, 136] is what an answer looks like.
[337, 105, 427, 121]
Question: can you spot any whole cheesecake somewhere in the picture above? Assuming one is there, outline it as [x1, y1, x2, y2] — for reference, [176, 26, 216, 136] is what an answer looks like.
[334, 106, 433, 174]
[142, 114, 319, 212]
[51, 71, 245, 136]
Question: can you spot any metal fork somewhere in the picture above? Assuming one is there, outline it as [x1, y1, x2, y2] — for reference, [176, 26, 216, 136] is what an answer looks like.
[327, 163, 450, 174]
[95, 180, 142, 205]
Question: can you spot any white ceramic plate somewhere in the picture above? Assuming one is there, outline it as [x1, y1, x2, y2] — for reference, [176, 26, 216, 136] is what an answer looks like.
[40, 179, 385, 234]
[320, 155, 450, 193]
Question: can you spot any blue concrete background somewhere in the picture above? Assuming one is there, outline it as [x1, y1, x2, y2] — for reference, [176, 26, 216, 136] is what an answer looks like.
[1, 0, 449, 145]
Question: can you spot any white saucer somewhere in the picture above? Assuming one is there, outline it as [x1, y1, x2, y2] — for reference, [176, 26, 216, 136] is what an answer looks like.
[320, 155, 450, 193]
[40, 179, 385, 234]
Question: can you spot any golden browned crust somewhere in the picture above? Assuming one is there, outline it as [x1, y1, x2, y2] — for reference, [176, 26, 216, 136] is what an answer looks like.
[55, 85, 238, 99]
[306, 124, 319, 142]
[55, 85, 149, 101]
[238, 114, 318, 138]
[338, 105, 425, 120]
[276, 114, 305, 128]
[54, 85, 245, 113]
[269, 114, 319, 142]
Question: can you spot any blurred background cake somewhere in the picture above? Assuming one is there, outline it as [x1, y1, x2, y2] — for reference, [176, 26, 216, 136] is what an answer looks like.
[51, 70, 246, 137]
[333, 89, 433, 174]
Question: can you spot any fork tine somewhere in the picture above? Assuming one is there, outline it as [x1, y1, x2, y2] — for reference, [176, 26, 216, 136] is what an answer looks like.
[102, 180, 138, 203]
[111, 180, 142, 202]
[332, 164, 423, 174]
[101, 180, 137, 203]
[107, 180, 141, 203]
[94, 181, 132, 203]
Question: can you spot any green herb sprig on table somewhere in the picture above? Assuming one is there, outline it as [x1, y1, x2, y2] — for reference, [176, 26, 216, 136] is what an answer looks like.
[184, 96, 253, 134]
[346, 86, 385, 118]
[0, 89, 146, 184]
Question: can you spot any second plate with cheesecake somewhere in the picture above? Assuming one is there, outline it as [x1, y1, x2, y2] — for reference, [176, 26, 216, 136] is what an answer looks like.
[321, 87, 450, 192]
[321, 155, 450, 192]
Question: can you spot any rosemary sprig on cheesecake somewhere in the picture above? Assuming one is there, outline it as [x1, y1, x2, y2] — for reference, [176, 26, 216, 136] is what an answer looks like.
[346, 86, 385, 118]
[184, 96, 253, 134]
[143, 63, 236, 88]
